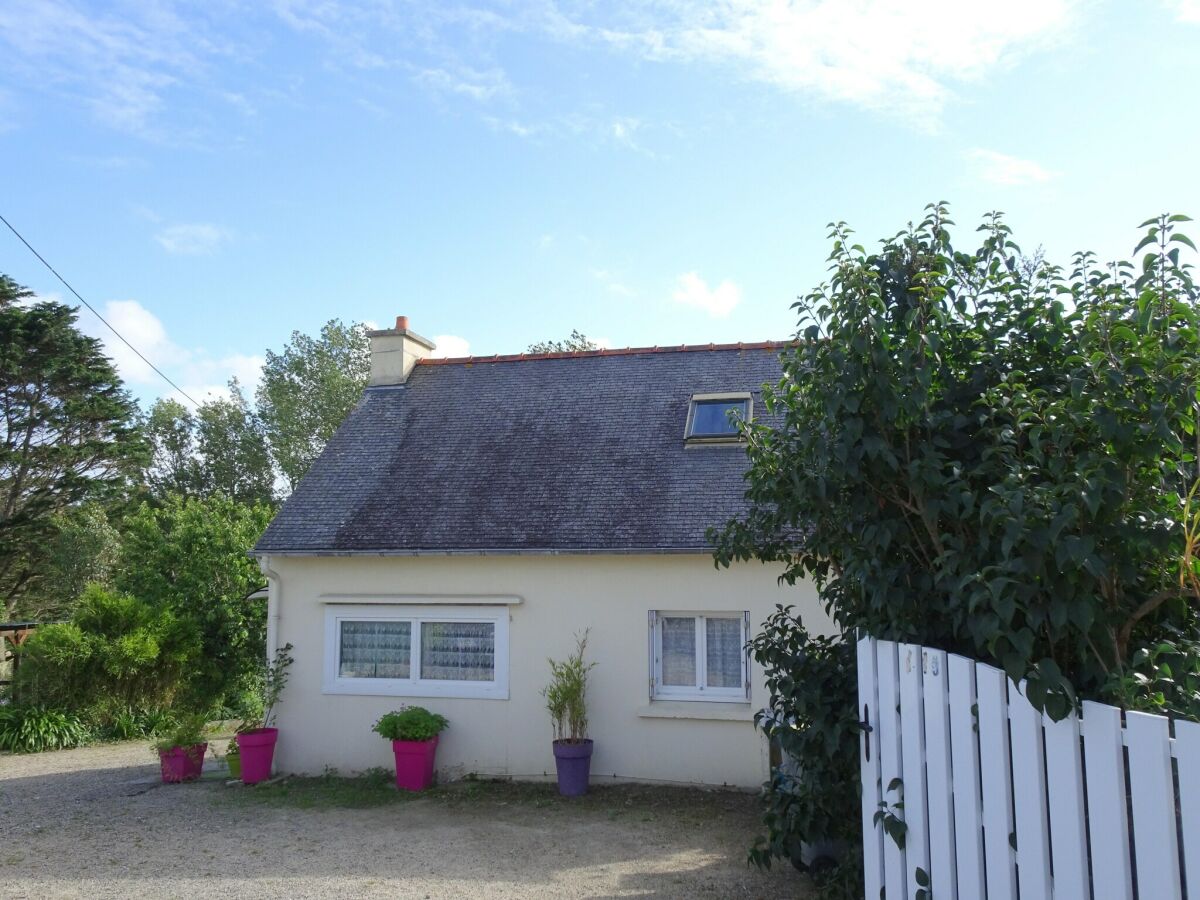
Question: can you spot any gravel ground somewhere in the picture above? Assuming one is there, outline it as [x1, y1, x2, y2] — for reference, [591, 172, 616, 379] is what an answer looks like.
[0, 741, 808, 899]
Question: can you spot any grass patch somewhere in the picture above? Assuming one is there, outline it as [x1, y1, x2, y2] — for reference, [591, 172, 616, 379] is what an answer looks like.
[222, 769, 758, 822]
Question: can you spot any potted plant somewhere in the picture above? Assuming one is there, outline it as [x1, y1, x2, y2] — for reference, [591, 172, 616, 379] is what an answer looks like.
[225, 737, 242, 780]
[372, 706, 448, 791]
[153, 714, 210, 784]
[542, 630, 596, 797]
[235, 643, 293, 785]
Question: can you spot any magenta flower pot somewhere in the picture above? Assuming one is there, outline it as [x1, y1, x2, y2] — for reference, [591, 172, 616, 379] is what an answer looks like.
[236, 728, 278, 784]
[552, 739, 593, 796]
[392, 735, 439, 791]
[159, 743, 207, 783]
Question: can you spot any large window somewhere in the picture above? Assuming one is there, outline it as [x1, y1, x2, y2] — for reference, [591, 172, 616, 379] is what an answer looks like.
[685, 393, 751, 442]
[650, 611, 749, 701]
[324, 605, 508, 699]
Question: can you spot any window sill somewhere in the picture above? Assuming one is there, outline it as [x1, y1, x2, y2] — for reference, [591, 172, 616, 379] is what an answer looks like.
[637, 702, 755, 722]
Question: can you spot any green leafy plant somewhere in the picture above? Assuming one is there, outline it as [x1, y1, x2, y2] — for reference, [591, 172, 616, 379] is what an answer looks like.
[372, 706, 448, 742]
[715, 206, 1200, 721]
[238, 643, 294, 732]
[150, 713, 211, 753]
[542, 630, 596, 743]
[0, 706, 92, 753]
[746, 607, 862, 897]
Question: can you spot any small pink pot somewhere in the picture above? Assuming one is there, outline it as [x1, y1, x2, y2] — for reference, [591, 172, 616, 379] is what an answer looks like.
[236, 728, 279, 784]
[392, 735, 439, 791]
[159, 743, 207, 783]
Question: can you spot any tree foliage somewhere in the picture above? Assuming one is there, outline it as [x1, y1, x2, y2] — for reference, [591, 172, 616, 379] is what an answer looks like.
[143, 382, 274, 505]
[716, 206, 1200, 720]
[15, 583, 198, 722]
[256, 319, 369, 488]
[20, 502, 122, 620]
[526, 329, 600, 353]
[0, 276, 143, 617]
[115, 494, 273, 709]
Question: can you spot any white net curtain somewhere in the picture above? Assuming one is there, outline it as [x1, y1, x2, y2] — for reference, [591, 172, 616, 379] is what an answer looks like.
[705, 617, 742, 688]
[661, 616, 697, 685]
[339, 620, 411, 678]
[420, 622, 495, 681]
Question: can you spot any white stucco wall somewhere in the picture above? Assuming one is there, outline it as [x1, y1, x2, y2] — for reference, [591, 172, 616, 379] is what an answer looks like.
[263, 553, 829, 789]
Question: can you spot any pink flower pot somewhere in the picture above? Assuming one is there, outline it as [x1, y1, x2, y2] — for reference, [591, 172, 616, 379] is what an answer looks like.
[236, 728, 278, 784]
[159, 743, 207, 783]
[392, 735, 439, 791]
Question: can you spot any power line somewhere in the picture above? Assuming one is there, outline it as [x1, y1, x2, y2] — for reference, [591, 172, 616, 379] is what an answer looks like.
[0, 212, 200, 407]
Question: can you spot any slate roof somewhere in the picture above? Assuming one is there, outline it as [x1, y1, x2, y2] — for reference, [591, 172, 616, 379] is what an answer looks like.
[253, 343, 786, 555]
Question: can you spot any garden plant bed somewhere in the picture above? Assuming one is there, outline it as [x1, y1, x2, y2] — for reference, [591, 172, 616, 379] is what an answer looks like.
[0, 741, 806, 899]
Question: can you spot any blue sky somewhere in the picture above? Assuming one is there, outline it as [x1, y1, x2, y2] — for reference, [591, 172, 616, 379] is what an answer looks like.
[2, 1, 1198, 406]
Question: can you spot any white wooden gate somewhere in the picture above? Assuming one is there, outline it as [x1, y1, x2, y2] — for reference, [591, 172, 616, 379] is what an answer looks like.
[858, 636, 1200, 900]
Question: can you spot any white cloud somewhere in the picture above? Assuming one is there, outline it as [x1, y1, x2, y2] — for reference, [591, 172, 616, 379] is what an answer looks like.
[430, 334, 471, 358]
[558, 0, 1076, 117]
[155, 223, 232, 255]
[591, 269, 636, 297]
[79, 299, 264, 404]
[415, 65, 512, 102]
[1167, 0, 1200, 22]
[968, 148, 1056, 186]
[672, 272, 742, 318]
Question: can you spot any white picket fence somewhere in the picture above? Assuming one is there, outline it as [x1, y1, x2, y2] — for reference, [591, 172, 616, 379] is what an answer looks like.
[858, 636, 1200, 900]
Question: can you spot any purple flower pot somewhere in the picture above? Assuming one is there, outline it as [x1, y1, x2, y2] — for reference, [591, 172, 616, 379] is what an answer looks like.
[236, 727, 278, 784]
[552, 739, 593, 796]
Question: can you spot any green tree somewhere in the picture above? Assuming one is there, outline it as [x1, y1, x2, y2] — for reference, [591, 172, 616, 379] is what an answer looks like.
[143, 398, 201, 500]
[22, 502, 122, 620]
[716, 206, 1200, 717]
[143, 382, 275, 505]
[0, 276, 143, 618]
[256, 319, 369, 488]
[526, 329, 600, 353]
[115, 495, 273, 709]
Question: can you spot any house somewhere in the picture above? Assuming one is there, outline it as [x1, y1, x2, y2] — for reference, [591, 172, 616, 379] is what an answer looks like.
[251, 317, 830, 788]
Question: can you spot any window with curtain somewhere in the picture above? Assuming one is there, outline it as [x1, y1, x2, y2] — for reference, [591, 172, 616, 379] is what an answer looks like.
[324, 605, 508, 699]
[650, 611, 748, 701]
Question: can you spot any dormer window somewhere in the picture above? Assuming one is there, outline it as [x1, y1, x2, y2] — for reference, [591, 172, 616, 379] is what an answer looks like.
[685, 393, 751, 443]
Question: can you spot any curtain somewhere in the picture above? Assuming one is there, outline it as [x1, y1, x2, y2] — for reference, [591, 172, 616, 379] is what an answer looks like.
[661, 616, 697, 686]
[705, 617, 743, 688]
[420, 622, 495, 681]
[339, 620, 411, 678]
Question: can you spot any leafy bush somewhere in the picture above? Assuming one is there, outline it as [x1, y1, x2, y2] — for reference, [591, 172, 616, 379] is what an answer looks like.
[542, 630, 596, 743]
[98, 706, 179, 741]
[151, 713, 211, 753]
[716, 206, 1200, 720]
[15, 584, 198, 724]
[372, 707, 448, 742]
[747, 607, 861, 896]
[714, 207, 1200, 877]
[0, 706, 91, 753]
[115, 495, 274, 712]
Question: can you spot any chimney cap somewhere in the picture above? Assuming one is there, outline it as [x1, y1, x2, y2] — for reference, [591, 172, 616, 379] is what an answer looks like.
[395, 315, 409, 331]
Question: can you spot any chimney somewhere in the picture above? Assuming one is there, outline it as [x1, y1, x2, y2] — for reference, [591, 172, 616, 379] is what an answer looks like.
[367, 316, 437, 386]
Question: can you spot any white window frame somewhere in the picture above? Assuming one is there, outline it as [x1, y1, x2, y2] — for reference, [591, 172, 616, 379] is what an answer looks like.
[323, 604, 509, 699]
[649, 610, 750, 702]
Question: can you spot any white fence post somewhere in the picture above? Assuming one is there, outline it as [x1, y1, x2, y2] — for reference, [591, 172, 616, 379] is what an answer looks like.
[858, 635, 884, 900]
[876, 640, 907, 898]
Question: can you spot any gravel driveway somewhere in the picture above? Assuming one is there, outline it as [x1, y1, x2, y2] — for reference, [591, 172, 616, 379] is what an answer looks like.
[0, 741, 807, 899]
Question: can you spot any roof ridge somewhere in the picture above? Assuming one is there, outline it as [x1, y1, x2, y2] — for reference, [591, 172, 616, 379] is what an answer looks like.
[418, 340, 792, 366]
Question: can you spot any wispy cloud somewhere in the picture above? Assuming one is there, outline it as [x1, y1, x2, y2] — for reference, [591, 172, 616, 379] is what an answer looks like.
[968, 149, 1056, 186]
[591, 269, 636, 297]
[155, 223, 232, 256]
[540, 0, 1076, 119]
[672, 272, 742, 318]
[415, 65, 512, 102]
[1166, 0, 1200, 22]
[79, 299, 264, 403]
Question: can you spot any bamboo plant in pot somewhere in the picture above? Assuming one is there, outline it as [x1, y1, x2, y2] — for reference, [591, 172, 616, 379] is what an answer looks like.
[153, 715, 211, 784]
[542, 630, 596, 797]
[235, 643, 294, 785]
[373, 706, 448, 791]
